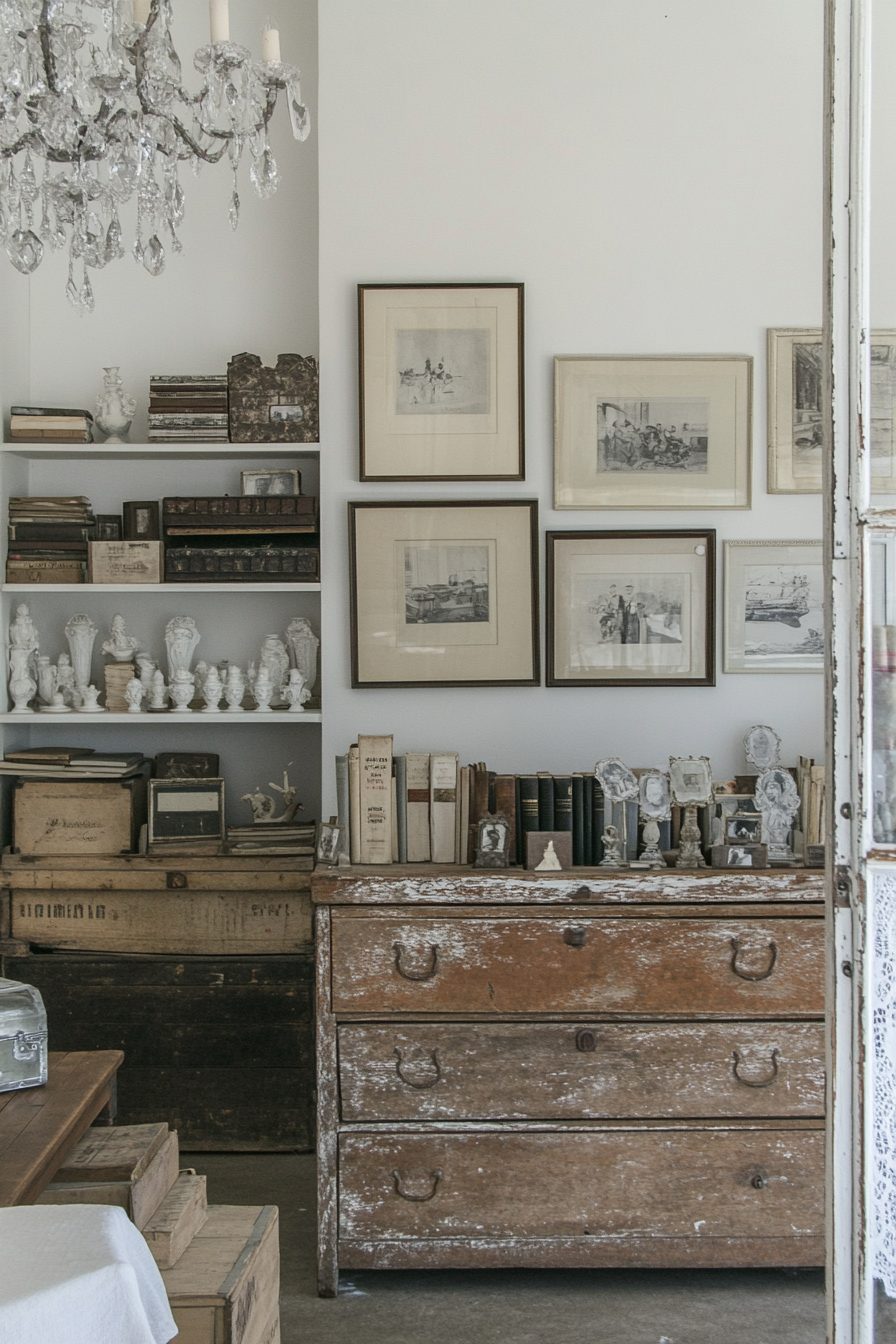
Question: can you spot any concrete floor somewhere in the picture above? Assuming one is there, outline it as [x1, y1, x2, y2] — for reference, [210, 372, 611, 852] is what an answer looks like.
[186, 1152, 844, 1344]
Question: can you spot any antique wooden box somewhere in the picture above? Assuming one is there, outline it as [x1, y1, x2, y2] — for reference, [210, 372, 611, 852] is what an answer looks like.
[227, 351, 319, 443]
[164, 546, 320, 583]
[162, 1205, 281, 1344]
[87, 541, 163, 584]
[163, 496, 318, 530]
[13, 774, 149, 857]
[312, 866, 825, 1294]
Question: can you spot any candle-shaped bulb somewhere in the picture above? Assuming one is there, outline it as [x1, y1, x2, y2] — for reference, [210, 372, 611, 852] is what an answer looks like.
[262, 26, 281, 62]
[209, 0, 229, 44]
[133, 0, 150, 23]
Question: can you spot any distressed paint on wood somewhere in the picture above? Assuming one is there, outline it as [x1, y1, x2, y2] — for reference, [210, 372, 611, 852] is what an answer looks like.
[338, 1129, 824, 1242]
[312, 868, 824, 906]
[315, 904, 340, 1297]
[330, 915, 824, 1017]
[337, 1021, 825, 1122]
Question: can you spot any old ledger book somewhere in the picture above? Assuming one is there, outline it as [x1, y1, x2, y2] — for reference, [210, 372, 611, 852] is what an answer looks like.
[348, 745, 361, 864]
[430, 753, 459, 864]
[358, 734, 393, 864]
[405, 753, 431, 862]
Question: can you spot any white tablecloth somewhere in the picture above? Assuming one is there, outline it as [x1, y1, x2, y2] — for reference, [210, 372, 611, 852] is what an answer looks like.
[0, 1204, 177, 1344]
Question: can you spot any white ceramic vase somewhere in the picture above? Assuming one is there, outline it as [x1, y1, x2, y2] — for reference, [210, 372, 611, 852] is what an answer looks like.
[65, 613, 98, 689]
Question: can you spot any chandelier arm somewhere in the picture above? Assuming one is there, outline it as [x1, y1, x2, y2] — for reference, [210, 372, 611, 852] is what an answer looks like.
[38, 0, 61, 96]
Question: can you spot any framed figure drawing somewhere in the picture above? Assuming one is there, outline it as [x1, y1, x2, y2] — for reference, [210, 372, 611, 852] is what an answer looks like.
[359, 283, 524, 481]
[768, 328, 896, 493]
[724, 540, 823, 673]
[349, 499, 539, 687]
[553, 355, 752, 509]
[546, 529, 715, 687]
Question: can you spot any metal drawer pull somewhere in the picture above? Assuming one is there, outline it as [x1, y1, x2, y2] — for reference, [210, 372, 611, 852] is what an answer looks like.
[732, 1047, 780, 1088]
[729, 937, 778, 981]
[392, 1167, 442, 1202]
[575, 1029, 597, 1053]
[392, 942, 440, 981]
[574, 885, 593, 901]
[167, 872, 188, 889]
[394, 1047, 441, 1089]
[564, 926, 587, 948]
[749, 1171, 768, 1190]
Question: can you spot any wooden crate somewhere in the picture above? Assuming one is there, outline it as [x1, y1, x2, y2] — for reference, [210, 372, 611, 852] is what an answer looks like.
[37, 1125, 179, 1229]
[144, 1172, 209, 1268]
[13, 776, 149, 857]
[0, 951, 314, 1150]
[2, 853, 311, 953]
[162, 1204, 280, 1344]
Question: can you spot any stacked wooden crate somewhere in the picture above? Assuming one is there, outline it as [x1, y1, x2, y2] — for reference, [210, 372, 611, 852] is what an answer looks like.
[39, 1123, 280, 1344]
[0, 854, 314, 1149]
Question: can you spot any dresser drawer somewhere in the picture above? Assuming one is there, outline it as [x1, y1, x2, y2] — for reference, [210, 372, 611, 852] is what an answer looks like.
[338, 1020, 825, 1121]
[338, 1128, 824, 1243]
[330, 915, 823, 1016]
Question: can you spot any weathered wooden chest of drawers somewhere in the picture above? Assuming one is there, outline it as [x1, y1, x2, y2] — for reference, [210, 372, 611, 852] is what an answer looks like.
[312, 867, 826, 1295]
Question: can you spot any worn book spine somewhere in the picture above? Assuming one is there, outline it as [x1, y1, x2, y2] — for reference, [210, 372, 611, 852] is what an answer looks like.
[591, 782, 604, 864]
[430, 753, 458, 864]
[582, 774, 594, 865]
[348, 745, 361, 864]
[394, 755, 408, 864]
[553, 774, 573, 833]
[335, 755, 350, 862]
[537, 773, 554, 831]
[405, 752, 431, 862]
[391, 775, 399, 862]
[358, 734, 393, 864]
[518, 775, 539, 852]
[471, 766, 490, 832]
[514, 775, 523, 864]
[571, 774, 585, 866]
[493, 774, 516, 864]
[9, 523, 94, 541]
[459, 765, 472, 864]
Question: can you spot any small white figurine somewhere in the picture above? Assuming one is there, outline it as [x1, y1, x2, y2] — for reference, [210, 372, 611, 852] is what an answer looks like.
[40, 691, 72, 713]
[259, 635, 289, 705]
[148, 668, 168, 710]
[252, 664, 274, 712]
[36, 655, 57, 706]
[55, 653, 76, 705]
[102, 614, 140, 662]
[284, 668, 308, 713]
[535, 839, 562, 871]
[77, 684, 104, 712]
[65, 613, 98, 689]
[165, 615, 200, 681]
[193, 660, 209, 692]
[224, 665, 246, 712]
[9, 602, 39, 708]
[169, 667, 195, 713]
[9, 671, 36, 713]
[599, 824, 625, 867]
[136, 653, 156, 691]
[240, 766, 303, 824]
[202, 665, 224, 713]
[124, 677, 144, 713]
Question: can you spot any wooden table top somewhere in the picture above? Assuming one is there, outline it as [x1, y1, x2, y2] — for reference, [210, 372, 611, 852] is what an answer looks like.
[0, 1050, 123, 1206]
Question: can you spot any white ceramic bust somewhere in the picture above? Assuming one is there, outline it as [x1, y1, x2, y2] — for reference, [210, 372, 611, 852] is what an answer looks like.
[102, 614, 140, 662]
[284, 668, 308, 712]
[124, 676, 144, 712]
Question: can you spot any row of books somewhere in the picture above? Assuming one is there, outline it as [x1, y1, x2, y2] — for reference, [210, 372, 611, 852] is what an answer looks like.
[798, 756, 826, 848]
[7, 495, 95, 584]
[0, 747, 146, 779]
[149, 375, 228, 443]
[9, 405, 93, 443]
[225, 822, 316, 861]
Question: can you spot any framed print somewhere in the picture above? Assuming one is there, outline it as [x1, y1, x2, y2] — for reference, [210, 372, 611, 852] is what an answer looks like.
[546, 530, 715, 687]
[768, 327, 896, 493]
[554, 355, 751, 509]
[358, 283, 524, 481]
[241, 468, 301, 496]
[724, 540, 823, 673]
[123, 500, 160, 541]
[350, 499, 539, 687]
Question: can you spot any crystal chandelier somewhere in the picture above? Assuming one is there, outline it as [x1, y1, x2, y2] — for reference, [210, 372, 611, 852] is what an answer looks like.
[0, 0, 310, 311]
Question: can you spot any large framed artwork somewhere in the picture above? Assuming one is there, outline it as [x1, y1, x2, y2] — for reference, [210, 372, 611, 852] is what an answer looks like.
[546, 529, 715, 687]
[553, 355, 752, 509]
[358, 283, 524, 481]
[768, 327, 896, 493]
[723, 539, 823, 673]
[349, 499, 539, 687]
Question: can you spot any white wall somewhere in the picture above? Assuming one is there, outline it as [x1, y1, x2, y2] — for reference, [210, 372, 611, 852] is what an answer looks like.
[318, 0, 826, 813]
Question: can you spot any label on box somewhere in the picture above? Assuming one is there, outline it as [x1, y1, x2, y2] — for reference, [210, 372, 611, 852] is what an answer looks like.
[88, 541, 162, 584]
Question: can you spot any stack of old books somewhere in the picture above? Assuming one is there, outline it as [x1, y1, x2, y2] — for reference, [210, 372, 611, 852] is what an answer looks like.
[0, 748, 147, 778]
[7, 495, 95, 584]
[149, 376, 229, 443]
[9, 404, 93, 443]
[225, 822, 315, 866]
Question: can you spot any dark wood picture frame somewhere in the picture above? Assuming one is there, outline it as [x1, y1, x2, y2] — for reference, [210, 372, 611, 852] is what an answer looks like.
[546, 529, 716, 687]
[123, 500, 160, 541]
[349, 498, 540, 688]
[358, 282, 525, 482]
[95, 513, 123, 541]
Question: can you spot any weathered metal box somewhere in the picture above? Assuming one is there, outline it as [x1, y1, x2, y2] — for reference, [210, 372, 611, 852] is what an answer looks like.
[13, 774, 148, 857]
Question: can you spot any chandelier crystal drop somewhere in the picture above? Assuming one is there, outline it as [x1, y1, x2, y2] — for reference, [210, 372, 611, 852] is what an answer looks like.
[0, 0, 310, 311]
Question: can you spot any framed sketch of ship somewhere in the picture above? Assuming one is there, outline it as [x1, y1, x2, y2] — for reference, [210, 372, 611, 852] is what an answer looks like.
[553, 355, 752, 509]
[358, 283, 524, 481]
[768, 328, 896, 493]
[546, 529, 715, 687]
[723, 540, 823, 673]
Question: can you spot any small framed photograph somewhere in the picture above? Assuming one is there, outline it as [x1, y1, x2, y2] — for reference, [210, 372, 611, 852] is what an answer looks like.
[95, 514, 122, 541]
[711, 843, 769, 869]
[316, 820, 343, 867]
[474, 814, 513, 869]
[669, 756, 713, 806]
[524, 830, 574, 871]
[123, 500, 160, 541]
[554, 355, 752, 509]
[768, 328, 896, 493]
[148, 777, 225, 850]
[595, 757, 639, 803]
[639, 771, 671, 819]
[726, 815, 763, 843]
[269, 405, 306, 424]
[724, 540, 823, 673]
[358, 283, 524, 481]
[349, 499, 539, 688]
[241, 469, 301, 497]
[547, 530, 715, 687]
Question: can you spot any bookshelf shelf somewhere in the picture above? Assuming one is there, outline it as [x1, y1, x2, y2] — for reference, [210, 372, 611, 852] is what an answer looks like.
[0, 710, 322, 725]
[1, 443, 320, 459]
[2, 583, 322, 594]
